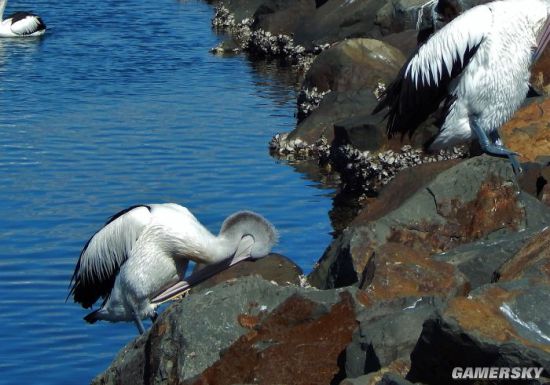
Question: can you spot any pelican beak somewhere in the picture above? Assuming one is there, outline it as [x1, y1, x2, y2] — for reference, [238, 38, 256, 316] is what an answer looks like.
[534, 16, 550, 62]
[150, 235, 256, 304]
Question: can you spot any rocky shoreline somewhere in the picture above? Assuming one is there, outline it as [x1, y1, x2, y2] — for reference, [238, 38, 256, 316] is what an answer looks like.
[92, 0, 550, 384]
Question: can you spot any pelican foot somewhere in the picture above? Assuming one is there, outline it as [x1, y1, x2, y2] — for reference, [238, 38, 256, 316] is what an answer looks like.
[472, 123, 522, 174]
[482, 144, 522, 174]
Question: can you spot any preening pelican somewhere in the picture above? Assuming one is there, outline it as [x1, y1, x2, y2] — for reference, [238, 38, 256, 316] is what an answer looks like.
[0, 0, 46, 37]
[68, 203, 277, 334]
[374, 0, 550, 173]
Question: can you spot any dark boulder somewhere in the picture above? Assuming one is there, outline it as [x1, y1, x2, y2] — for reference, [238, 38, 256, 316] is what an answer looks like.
[302, 38, 405, 93]
[407, 281, 550, 384]
[289, 90, 380, 144]
[191, 253, 303, 292]
[345, 296, 443, 377]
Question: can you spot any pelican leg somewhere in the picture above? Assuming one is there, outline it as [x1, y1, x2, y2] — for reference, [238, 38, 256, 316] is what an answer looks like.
[471, 122, 522, 174]
[133, 313, 146, 335]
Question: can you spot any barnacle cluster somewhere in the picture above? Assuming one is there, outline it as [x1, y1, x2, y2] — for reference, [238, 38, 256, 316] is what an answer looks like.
[212, 5, 328, 70]
[296, 87, 331, 123]
[331, 144, 466, 195]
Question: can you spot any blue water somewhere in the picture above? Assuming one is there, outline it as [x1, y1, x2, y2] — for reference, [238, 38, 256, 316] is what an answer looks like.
[0, 1, 334, 383]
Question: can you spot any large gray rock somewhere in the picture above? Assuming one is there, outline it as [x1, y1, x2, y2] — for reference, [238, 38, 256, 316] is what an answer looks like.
[309, 156, 550, 290]
[251, 0, 317, 36]
[289, 90, 380, 145]
[407, 280, 550, 384]
[433, 193, 550, 290]
[303, 38, 405, 93]
[91, 276, 360, 385]
[292, 0, 389, 48]
[346, 297, 442, 377]
[292, 38, 405, 144]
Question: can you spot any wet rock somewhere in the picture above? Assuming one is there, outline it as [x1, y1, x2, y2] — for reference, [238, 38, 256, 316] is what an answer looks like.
[91, 277, 361, 385]
[288, 90, 380, 145]
[268, 131, 330, 161]
[331, 115, 388, 153]
[211, 39, 241, 54]
[309, 156, 550, 289]
[500, 97, 550, 163]
[302, 38, 405, 94]
[407, 281, 550, 384]
[212, 4, 316, 69]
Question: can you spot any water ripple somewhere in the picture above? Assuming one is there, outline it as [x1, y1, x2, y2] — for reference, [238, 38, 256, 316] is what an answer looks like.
[0, 0, 333, 384]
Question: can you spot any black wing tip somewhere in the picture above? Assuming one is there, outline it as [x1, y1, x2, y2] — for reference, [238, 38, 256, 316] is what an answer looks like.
[68, 204, 150, 309]
[84, 309, 100, 324]
[105, 204, 151, 226]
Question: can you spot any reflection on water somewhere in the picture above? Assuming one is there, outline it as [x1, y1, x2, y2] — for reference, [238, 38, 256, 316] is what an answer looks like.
[0, 1, 334, 384]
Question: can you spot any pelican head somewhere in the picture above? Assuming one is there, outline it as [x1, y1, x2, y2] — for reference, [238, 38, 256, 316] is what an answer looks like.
[218, 210, 278, 258]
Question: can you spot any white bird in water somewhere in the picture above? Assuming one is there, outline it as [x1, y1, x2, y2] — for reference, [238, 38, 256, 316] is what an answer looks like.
[0, 0, 46, 37]
[374, 0, 550, 173]
[68, 203, 277, 334]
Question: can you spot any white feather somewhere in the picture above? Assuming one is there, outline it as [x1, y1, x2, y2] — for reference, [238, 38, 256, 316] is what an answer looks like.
[69, 203, 277, 330]
[406, 5, 490, 88]
[10, 16, 40, 35]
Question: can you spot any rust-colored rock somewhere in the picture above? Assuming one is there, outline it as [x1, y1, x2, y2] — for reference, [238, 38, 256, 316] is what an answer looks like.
[191, 292, 358, 385]
[446, 286, 549, 353]
[501, 97, 550, 162]
[356, 243, 468, 307]
[408, 280, 550, 384]
[388, 177, 523, 254]
[309, 157, 530, 290]
[494, 227, 550, 284]
[446, 286, 521, 343]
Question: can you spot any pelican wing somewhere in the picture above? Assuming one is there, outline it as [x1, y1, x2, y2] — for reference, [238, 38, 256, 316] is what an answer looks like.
[8, 12, 46, 35]
[373, 4, 491, 138]
[68, 205, 152, 308]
